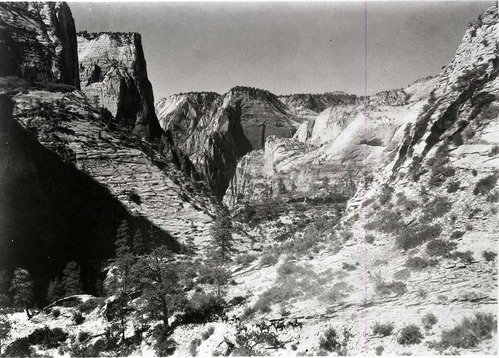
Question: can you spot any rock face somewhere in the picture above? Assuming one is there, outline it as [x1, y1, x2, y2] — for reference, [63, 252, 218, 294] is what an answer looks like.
[278, 92, 360, 118]
[0, 2, 80, 88]
[224, 76, 438, 207]
[156, 86, 306, 197]
[77, 32, 161, 139]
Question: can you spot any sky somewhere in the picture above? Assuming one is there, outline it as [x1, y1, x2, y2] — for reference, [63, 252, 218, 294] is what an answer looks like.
[70, 1, 494, 101]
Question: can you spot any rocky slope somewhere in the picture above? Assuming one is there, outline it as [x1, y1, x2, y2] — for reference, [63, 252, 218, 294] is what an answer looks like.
[77, 31, 161, 139]
[156, 86, 307, 197]
[0, 2, 79, 88]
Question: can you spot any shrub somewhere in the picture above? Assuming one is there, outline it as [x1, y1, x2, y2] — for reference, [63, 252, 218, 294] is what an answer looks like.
[397, 325, 424, 345]
[342, 262, 356, 271]
[450, 250, 474, 264]
[73, 311, 85, 325]
[450, 230, 465, 240]
[420, 196, 452, 223]
[396, 223, 442, 250]
[375, 345, 384, 356]
[78, 298, 101, 313]
[366, 234, 375, 244]
[28, 326, 68, 348]
[367, 209, 404, 233]
[241, 306, 256, 320]
[393, 269, 411, 281]
[319, 328, 340, 352]
[405, 257, 438, 270]
[189, 338, 201, 356]
[201, 326, 215, 340]
[154, 334, 177, 356]
[235, 253, 257, 266]
[3, 337, 33, 357]
[374, 274, 407, 296]
[372, 322, 394, 337]
[482, 250, 497, 262]
[422, 313, 438, 330]
[438, 312, 496, 349]
[78, 331, 91, 343]
[473, 174, 497, 196]
[291, 343, 298, 351]
[253, 295, 272, 313]
[52, 308, 61, 318]
[259, 253, 279, 267]
[426, 240, 457, 257]
[180, 293, 225, 324]
[447, 181, 460, 193]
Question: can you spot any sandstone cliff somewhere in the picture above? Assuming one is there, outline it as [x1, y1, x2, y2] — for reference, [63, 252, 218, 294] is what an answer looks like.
[156, 86, 306, 197]
[278, 91, 360, 118]
[0, 2, 79, 88]
[77, 32, 161, 139]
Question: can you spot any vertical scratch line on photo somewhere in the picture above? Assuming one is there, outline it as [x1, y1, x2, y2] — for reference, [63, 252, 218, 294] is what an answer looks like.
[363, 0, 369, 354]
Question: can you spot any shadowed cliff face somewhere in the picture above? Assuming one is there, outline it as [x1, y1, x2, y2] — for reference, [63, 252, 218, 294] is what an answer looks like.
[0, 2, 80, 88]
[0, 96, 178, 303]
[77, 32, 161, 140]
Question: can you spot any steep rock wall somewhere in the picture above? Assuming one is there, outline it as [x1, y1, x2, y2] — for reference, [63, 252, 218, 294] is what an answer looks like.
[77, 32, 161, 139]
[0, 2, 80, 88]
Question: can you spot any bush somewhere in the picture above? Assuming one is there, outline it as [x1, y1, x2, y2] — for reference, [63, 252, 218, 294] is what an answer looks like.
[52, 308, 61, 318]
[78, 298, 101, 313]
[189, 338, 201, 356]
[73, 311, 85, 325]
[259, 253, 279, 267]
[422, 313, 438, 330]
[319, 328, 340, 352]
[482, 250, 497, 262]
[405, 257, 438, 270]
[473, 174, 497, 196]
[372, 322, 394, 337]
[397, 325, 424, 345]
[396, 223, 442, 250]
[450, 250, 474, 264]
[78, 331, 91, 343]
[366, 234, 375, 244]
[426, 240, 457, 257]
[393, 269, 411, 281]
[447, 181, 460, 193]
[342, 262, 356, 271]
[375, 345, 384, 356]
[3, 337, 33, 357]
[180, 293, 225, 324]
[201, 326, 215, 340]
[420, 196, 452, 223]
[235, 253, 257, 266]
[450, 230, 465, 240]
[374, 275, 407, 296]
[438, 312, 496, 349]
[154, 334, 177, 356]
[28, 326, 68, 348]
[367, 209, 404, 233]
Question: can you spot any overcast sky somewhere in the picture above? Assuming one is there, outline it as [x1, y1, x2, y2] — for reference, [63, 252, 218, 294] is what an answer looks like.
[70, 1, 493, 101]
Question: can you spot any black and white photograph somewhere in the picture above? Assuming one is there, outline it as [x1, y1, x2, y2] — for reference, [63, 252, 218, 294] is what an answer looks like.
[0, 0, 497, 356]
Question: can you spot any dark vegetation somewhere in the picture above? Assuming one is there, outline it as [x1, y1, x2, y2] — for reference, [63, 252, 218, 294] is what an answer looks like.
[397, 325, 424, 345]
[372, 322, 394, 337]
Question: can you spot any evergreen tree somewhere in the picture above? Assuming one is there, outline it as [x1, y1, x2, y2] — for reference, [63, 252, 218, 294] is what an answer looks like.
[0, 271, 10, 307]
[0, 315, 11, 356]
[9, 268, 33, 308]
[46, 278, 63, 303]
[133, 229, 144, 255]
[62, 261, 83, 296]
[134, 246, 187, 330]
[114, 220, 135, 294]
[208, 213, 234, 264]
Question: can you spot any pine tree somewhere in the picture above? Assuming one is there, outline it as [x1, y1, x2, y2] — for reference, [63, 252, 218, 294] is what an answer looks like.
[134, 246, 187, 330]
[0, 271, 10, 307]
[114, 220, 135, 294]
[0, 315, 11, 356]
[9, 268, 33, 308]
[62, 261, 83, 296]
[133, 229, 144, 255]
[46, 278, 63, 303]
[208, 213, 234, 264]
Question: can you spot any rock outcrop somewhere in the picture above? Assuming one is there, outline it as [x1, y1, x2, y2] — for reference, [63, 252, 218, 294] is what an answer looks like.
[77, 32, 161, 139]
[156, 86, 306, 197]
[278, 91, 360, 118]
[0, 2, 80, 88]
[224, 76, 438, 207]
